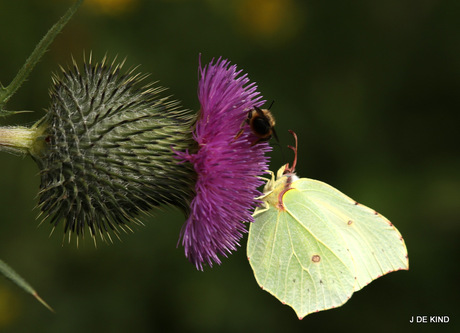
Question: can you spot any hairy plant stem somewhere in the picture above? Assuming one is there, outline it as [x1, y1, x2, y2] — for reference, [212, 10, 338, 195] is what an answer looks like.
[0, 123, 46, 155]
[0, 0, 83, 109]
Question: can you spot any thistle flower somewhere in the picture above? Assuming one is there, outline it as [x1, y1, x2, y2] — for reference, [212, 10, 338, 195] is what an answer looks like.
[175, 57, 271, 270]
[31, 57, 197, 242]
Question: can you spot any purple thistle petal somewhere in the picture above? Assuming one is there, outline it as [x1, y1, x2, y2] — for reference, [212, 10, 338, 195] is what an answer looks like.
[175, 56, 271, 270]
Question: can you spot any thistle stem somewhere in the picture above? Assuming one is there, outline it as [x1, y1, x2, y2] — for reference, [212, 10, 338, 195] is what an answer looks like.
[0, 124, 46, 155]
[0, 0, 84, 108]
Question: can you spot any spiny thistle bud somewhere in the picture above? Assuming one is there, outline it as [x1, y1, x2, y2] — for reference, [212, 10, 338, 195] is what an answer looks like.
[30, 57, 197, 242]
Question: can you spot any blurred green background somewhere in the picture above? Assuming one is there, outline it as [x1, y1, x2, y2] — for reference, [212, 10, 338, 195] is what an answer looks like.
[0, 0, 459, 332]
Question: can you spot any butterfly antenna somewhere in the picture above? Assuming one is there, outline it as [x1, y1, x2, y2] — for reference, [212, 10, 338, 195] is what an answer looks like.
[285, 130, 298, 174]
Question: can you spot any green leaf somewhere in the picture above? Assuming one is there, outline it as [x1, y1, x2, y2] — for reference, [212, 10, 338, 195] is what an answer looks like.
[0, 259, 54, 312]
[248, 165, 408, 319]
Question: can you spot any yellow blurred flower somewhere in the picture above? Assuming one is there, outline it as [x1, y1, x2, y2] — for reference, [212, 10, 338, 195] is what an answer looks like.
[235, 0, 302, 42]
[85, 0, 139, 16]
[0, 285, 21, 329]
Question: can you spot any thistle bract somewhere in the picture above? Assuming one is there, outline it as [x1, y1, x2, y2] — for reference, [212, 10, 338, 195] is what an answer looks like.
[32, 58, 196, 242]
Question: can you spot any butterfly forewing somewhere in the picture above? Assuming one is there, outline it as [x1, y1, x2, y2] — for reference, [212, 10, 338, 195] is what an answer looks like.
[292, 178, 409, 290]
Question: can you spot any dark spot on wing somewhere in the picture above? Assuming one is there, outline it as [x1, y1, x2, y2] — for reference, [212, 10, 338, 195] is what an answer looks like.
[311, 254, 321, 263]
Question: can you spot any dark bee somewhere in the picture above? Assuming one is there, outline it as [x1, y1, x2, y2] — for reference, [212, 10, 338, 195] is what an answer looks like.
[235, 104, 278, 145]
